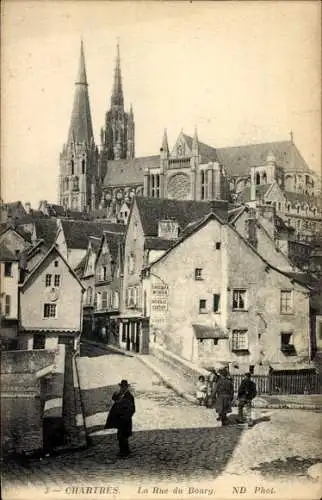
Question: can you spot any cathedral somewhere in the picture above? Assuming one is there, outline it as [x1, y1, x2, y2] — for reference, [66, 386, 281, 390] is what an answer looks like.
[58, 41, 321, 241]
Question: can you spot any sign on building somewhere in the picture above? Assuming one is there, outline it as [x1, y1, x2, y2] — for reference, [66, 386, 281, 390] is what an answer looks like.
[151, 283, 168, 313]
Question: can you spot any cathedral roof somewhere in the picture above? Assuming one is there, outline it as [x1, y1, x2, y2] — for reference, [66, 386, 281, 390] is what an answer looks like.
[135, 197, 229, 237]
[182, 134, 218, 162]
[237, 184, 273, 204]
[67, 41, 94, 145]
[216, 140, 311, 177]
[283, 191, 321, 208]
[103, 156, 160, 187]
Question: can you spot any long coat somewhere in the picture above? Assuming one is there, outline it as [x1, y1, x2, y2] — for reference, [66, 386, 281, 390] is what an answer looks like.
[214, 376, 234, 415]
[105, 390, 136, 437]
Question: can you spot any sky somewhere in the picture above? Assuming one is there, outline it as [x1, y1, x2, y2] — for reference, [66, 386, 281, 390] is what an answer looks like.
[1, 1, 321, 206]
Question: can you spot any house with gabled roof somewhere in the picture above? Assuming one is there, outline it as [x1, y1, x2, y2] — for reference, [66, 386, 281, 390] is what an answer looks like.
[142, 211, 312, 375]
[0, 224, 32, 254]
[55, 218, 125, 269]
[0, 242, 20, 346]
[18, 244, 84, 351]
[89, 231, 124, 345]
[118, 196, 229, 353]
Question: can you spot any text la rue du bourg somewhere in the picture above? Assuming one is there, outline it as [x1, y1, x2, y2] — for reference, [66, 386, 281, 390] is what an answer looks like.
[138, 486, 276, 496]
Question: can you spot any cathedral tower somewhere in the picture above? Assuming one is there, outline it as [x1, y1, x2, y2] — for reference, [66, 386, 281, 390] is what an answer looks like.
[59, 41, 99, 211]
[100, 41, 135, 161]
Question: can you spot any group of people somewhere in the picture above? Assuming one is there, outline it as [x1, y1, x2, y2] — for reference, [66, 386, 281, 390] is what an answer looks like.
[104, 369, 257, 460]
[196, 368, 257, 426]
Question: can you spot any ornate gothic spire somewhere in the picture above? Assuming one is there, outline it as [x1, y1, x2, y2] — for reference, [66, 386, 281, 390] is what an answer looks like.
[67, 40, 94, 145]
[192, 127, 199, 155]
[111, 39, 124, 108]
[161, 128, 169, 154]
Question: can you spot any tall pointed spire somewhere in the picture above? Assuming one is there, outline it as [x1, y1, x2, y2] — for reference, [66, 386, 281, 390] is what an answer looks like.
[76, 39, 88, 85]
[68, 40, 94, 144]
[161, 128, 169, 154]
[192, 127, 199, 155]
[111, 39, 124, 108]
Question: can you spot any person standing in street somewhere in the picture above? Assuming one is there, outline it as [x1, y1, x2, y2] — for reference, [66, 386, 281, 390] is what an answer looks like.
[214, 368, 234, 425]
[105, 379, 136, 458]
[237, 372, 257, 426]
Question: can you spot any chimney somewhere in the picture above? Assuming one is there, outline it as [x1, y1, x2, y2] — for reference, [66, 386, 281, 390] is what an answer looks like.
[246, 209, 258, 249]
[250, 166, 256, 206]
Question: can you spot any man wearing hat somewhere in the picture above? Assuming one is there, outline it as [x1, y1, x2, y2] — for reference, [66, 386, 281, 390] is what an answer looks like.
[237, 372, 257, 426]
[213, 368, 234, 426]
[105, 379, 136, 458]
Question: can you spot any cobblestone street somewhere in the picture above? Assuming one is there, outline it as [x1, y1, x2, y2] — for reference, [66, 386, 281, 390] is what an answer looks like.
[2, 344, 322, 499]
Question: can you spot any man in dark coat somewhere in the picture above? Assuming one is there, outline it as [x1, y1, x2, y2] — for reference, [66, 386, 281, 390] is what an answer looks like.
[237, 372, 257, 425]
[214, 368, 234, 425]
[105, 379, 135, 458]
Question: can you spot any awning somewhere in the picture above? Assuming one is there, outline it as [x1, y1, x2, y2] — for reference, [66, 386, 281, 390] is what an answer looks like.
[270, 362, 316, 372]
[192, 323, 229, 340]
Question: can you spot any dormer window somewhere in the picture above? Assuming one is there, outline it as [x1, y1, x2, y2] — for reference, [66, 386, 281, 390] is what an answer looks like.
[158, 219, 179, 240]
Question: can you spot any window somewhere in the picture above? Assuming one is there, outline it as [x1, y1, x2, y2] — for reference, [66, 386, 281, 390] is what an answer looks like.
[87, 286, 93, 305]
[54, 260, 59, 267]
[232, 330, 248, 351]
[213, 339, 218, 346]
[102, 291, 108, 310]
[71, 158, 74, 175]
[127, 287, 138, 308]
[281, 332, 296, 354]
[5, 295, 11, 316]
[128, 254, 135, 274]
[287, 204, 291, 212]
[278, 202, 281, 211]
[113, 291, 120, 309]
[232, 289, 247, 310]
[4, 263, 12, 277]
[215, 242, 221, 250]
[280, 290, 293, 314]
[45, 274, 52, 287]
[256, 172, 260, 185]
[201, 170, 206, 200]
[213, 294, 220, 313]
[33, 333, 46, 350]
[54, 274, 61, 287]
[81, 158, 85, 174]
[43, 304, 56, 318]
[199, 299, 207, 314]
[195, 268, 203, 280]
[151, 174, 160, 198]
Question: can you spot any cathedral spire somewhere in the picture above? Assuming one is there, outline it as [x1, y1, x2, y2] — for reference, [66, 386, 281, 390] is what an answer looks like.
[111, 39, 124, 108]
[161, 128, 169, 154]
[68, 40, 94, 145]
[192, 127, 199, 155]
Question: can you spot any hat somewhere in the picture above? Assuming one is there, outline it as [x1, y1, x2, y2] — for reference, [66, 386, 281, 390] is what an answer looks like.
[119, 379, 129, 387]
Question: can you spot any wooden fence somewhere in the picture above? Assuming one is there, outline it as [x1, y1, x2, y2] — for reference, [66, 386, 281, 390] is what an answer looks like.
[232, 372, 321, 395]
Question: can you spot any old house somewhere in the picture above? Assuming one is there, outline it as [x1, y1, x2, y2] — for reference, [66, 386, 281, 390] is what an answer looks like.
[120, 197, 229, 353]
[0, 243, 20, 347]
[92, 231, 124, 345]
[18, 245, 84, 351]
[55, 219, 125, 269]
[144, 212, 311, 374]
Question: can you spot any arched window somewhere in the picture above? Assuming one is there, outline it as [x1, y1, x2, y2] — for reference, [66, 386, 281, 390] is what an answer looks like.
[201, 170, 206, 200]
[287, 204, 291, 212]
[81, 158, 85, 174]
[71, 157, 75, 175]
[296, 205, 300, 214]
[278, 202, 281, 211]
[256, 172, 260, 185]
[313, 208, 317, 216]
[73, 176, 79, 191]
[262, 172, 267, 184]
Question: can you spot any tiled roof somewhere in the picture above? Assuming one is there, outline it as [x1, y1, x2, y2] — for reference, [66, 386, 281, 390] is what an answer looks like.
[104, 156, 160, 187]
[285, 272, 319, 289]
[216, 140, 311, 177]
[0, 223, 32, 242]
[103, 230, 124, 261]
[192, 323, 229, 340]
[237, 184, 273, 203]
[0, 242, 19, 262]
[61, 220, 125, 250]
[182, 134, 218, 162]
[34, 219, 58, 247]
[136, 197, 228, 237]
[144, 237, 176, 251]
[1, 201, 27, 217]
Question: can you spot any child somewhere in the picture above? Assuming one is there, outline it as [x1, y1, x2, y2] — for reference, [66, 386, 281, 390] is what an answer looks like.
[196, 375, 207, 405]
